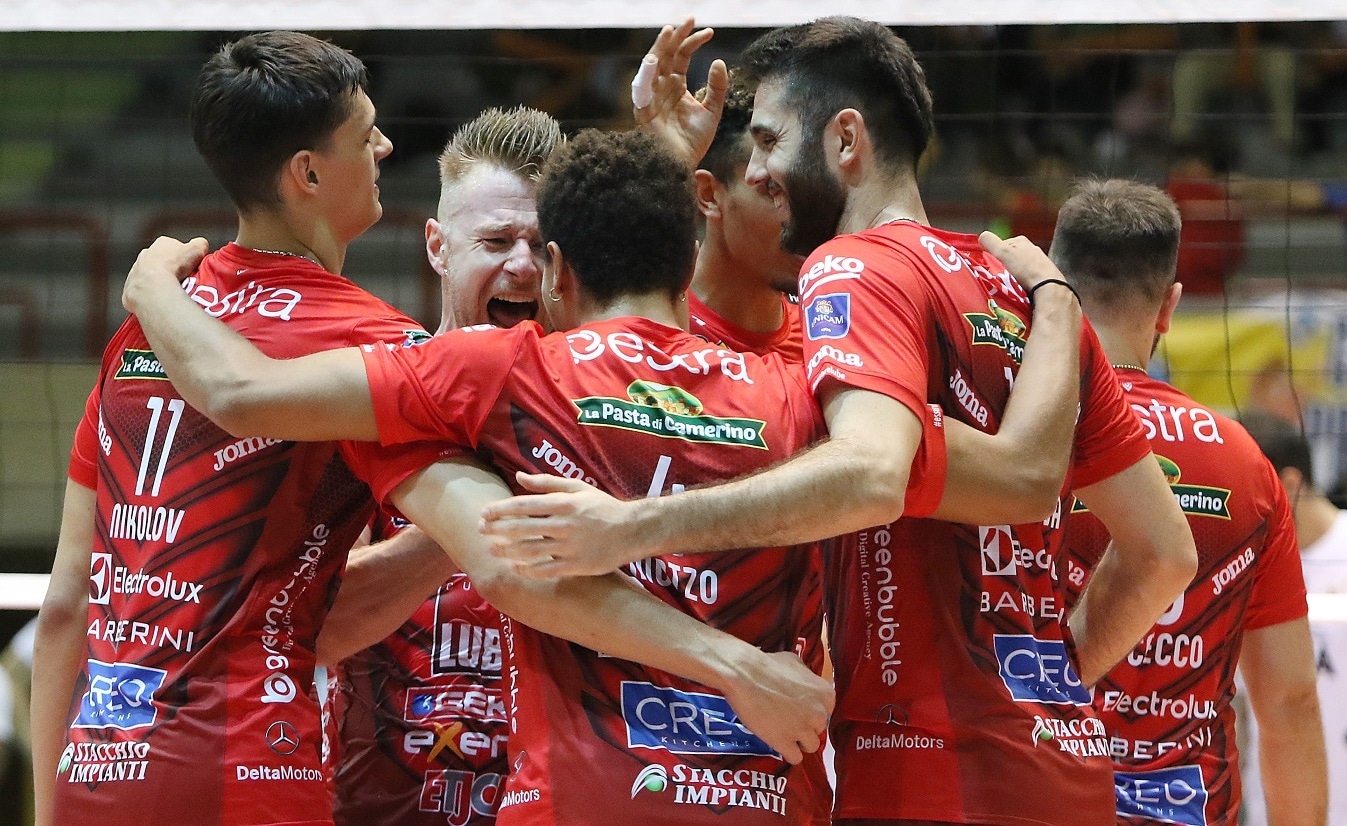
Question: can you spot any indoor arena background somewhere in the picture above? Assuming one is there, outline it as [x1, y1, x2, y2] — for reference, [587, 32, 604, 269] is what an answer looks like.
[0, 4, 1345, 823]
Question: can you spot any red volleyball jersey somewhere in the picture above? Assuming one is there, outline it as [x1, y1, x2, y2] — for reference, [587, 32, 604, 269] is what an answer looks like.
[58, 244, 427, 826]
[358, 317, 857, 825]
[330, 564, 508, 826]
[1062, 369, 1308, 826]
[688, 291, 804, 362]
[800, 221, 1151, 826]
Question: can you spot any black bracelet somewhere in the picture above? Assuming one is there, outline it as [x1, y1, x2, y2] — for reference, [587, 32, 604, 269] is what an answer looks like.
[1027, 278, 1080, 305]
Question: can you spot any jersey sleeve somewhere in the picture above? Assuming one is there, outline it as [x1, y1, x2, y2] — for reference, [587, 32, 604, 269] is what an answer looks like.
[68, 385, 101, 489]
[1070, 323, 1152, 488]
[904, 404, 948, 519]
[1244, 461, 1310, 630]
[800, 235, 931, 419]
[360, 325, 524, 447]
[340, 440, 469, 507]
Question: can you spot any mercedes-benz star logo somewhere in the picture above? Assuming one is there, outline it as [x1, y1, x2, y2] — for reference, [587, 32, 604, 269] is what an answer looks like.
[266, 720, 299, 755]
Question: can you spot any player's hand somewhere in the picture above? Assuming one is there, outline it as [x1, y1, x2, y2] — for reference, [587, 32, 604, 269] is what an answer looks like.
[122, 235, 208, 314]
[720, 649, 833, 765]
[480, 472, 644, 578]
[977, 231, 1068, 295]
[631, 18, 728, 167]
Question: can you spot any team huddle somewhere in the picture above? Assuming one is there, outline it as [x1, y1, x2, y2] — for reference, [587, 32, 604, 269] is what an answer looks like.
[30, 16, 1329, 826]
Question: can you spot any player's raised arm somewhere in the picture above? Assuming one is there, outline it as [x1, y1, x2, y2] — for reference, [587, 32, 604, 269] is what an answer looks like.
[121, 236, 379, 442]
[392, 457, 833, 765]
[315, 525, 458, 666]
[631, 19, 728, 167]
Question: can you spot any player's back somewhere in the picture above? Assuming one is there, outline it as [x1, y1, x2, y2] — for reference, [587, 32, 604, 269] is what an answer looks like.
[362, 316, 830, 825]
[801, 222, 1150, 826]
[58, 244, 426, 826]
[1063, 372, 1308, 826]
[329, 564, 506, 826]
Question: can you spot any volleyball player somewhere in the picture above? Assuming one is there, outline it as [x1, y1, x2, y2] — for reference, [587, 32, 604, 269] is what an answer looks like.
[1054, 179, 1327, 826]
[32, 31, 439, 826]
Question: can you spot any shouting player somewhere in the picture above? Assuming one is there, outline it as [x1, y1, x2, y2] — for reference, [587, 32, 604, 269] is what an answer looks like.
[482, 19, 1199, 826]
[30, 31, 442, 826]
[1054, 179, 1327, 826]
[322, 107, 562, 826]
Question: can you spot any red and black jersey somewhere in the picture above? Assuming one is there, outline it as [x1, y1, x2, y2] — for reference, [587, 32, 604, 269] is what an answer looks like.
[801, 222, 1152, 826]
[688, 291, 803, 362]
[1062, 370, 1308, 826]
[356, 317, 888, 826]
[330, 568, 507, 826]
[58, 244, 427, 826]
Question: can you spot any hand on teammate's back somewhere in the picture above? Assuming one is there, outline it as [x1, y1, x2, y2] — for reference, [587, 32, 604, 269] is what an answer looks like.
[480, 472, 642, 577]
[631, 18, 728, 168]
[122, 235, 209, 314]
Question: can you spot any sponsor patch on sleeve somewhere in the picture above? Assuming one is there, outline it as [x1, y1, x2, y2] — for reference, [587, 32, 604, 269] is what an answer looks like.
[804, 293, 851, 341]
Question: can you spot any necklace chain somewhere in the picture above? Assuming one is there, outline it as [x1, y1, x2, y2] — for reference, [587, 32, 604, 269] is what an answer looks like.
[249, 247, 319, 266]
[1111, 363, 1147, 372]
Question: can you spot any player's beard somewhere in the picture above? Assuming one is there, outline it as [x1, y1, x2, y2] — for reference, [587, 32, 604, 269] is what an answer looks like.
[779, 130, 847, 258]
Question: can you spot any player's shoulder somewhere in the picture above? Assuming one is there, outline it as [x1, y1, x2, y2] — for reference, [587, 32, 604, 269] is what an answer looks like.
[1133, 376, 1277, 479]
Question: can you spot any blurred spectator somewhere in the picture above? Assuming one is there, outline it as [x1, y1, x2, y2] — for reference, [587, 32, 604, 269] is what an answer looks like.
[1165, 133, 1246, 295]
[0, 618, 35, 826]
[1298, 22, 1347, 157]
[1171, 24, 1300, 149]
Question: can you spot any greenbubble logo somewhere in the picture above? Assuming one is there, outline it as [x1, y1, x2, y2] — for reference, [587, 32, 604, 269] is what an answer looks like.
[58, 744, 75, 774]
[631, 764, 668, 798]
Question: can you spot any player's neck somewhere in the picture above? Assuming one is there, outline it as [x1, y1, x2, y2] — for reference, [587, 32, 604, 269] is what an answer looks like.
[839, 173, 927, 235]
[1295, 490, 1341, 551]
[1091, 321, 1152, 374]
[587, 293, 686, 331]
[691, 239, 785, 334]
[235, 211, 344, 275]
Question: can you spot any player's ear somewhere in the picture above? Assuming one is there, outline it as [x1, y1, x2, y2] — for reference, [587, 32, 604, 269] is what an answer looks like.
[693, 169, 723, 220]
[425, 218, 448, 276]
[1155, 281, 1183, 335]
[284, 150, 319, 196]
[544, 241, 573, 297]
[834, 108, 865, 180]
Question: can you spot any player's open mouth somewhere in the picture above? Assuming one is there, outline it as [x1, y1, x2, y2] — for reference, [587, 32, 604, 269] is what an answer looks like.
[488, 296, 539, 328]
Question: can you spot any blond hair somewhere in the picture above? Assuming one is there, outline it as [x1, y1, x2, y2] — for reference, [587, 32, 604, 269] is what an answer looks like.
[438, 105, 563, 190]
